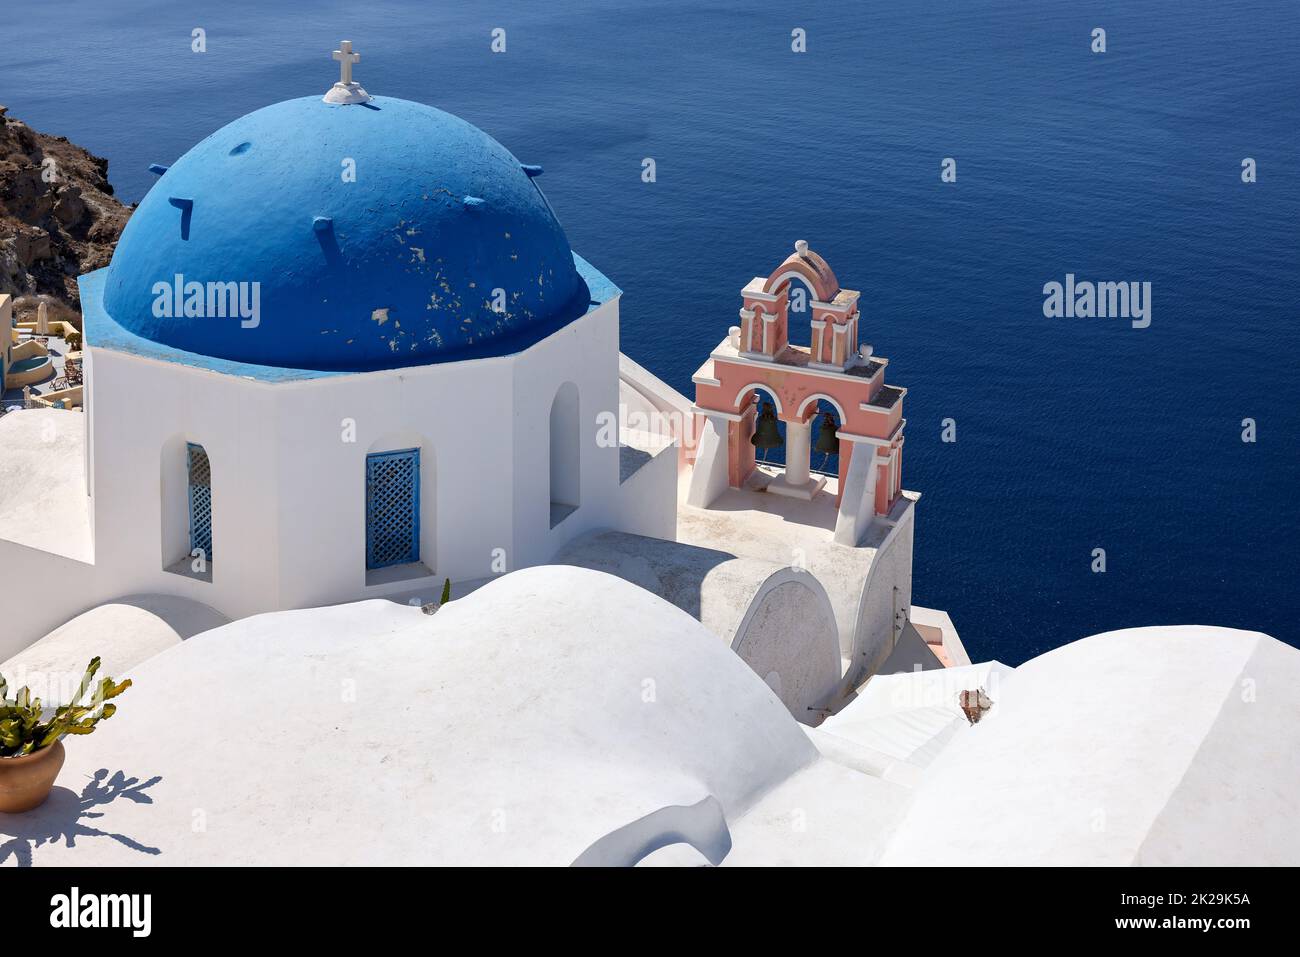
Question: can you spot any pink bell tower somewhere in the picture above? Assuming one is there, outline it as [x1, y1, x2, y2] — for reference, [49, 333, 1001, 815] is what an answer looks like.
[686, 242, 907, 545]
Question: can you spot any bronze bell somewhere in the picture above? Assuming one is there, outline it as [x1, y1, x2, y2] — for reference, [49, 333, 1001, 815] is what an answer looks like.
[751, 402, 783, 449]
[813, 412, 839, 454]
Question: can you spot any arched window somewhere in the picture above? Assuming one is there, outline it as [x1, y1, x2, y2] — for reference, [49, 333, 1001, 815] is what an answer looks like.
[549, 382, 580, 528]
[782, 276, 816, 347]
[746, 385, 784, 468]
[186, 443, 213, 564]
[365, 448, 421, 569]
[809, 399, 842, 477]
[162, 436, 213, 581]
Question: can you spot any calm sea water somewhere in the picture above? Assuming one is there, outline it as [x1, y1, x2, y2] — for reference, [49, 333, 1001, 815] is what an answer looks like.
[6, 1, 1297, 663]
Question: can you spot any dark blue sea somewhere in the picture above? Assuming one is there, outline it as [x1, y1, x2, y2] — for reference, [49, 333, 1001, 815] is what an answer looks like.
[6, 1, 1297, 663]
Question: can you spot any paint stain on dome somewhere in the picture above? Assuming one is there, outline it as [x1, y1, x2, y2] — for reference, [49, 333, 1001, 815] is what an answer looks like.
[229, 142, 253, 156]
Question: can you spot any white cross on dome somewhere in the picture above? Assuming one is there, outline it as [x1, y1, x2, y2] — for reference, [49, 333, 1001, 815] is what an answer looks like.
[323, 40, 372, 105]
[333, 41, 360, 84]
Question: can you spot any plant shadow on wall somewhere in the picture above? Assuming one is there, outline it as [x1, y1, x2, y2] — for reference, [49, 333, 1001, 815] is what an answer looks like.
[0, 769, 162, 866]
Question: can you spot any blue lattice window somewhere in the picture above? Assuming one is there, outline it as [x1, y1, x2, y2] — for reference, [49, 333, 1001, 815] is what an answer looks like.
[187, 442, 212, 562]
[366, 449, 420, 569]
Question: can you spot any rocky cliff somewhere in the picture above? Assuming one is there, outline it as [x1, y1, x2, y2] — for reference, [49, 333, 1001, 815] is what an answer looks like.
[0, 105, 131, 324]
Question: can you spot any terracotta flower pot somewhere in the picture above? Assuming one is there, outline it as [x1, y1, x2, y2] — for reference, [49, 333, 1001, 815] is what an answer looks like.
[0, 740, 66, 813]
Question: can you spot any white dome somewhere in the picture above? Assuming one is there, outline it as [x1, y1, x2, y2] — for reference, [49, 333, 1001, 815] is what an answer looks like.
[9, 565, 813, 866]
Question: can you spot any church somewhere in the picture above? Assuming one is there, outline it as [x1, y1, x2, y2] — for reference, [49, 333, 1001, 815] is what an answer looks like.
[0, 43, 947, 723]
[2, 44, 1295, 868]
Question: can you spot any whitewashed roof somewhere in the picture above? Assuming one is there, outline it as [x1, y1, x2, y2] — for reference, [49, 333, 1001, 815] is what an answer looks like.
[5, 566, 816, 866]
[1, 595, 229, 696]
[4, 571, 1295, 866]
[880, 626, 1300, 866]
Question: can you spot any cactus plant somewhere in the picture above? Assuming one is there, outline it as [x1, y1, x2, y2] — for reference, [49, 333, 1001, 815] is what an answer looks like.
[0, 657, 131, 758]
[440, 577, 452, 605]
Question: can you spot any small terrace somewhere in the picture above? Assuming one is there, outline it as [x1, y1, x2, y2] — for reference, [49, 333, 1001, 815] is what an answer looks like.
[2, 324, 83, 415]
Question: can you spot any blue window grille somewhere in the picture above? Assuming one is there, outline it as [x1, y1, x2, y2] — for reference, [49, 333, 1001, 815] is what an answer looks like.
[366, 448, 420, 569]
[186, 442, 213, 562]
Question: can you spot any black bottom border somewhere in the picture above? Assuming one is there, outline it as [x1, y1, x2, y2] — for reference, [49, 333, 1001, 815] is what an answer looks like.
[7, 865, 1289, 942]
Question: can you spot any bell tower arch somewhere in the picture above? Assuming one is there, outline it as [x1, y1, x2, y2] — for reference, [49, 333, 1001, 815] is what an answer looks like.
[687, 242, 907, 546]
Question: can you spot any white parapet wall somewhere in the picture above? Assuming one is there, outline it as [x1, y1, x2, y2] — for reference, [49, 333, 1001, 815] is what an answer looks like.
[555, 529, 843, 721]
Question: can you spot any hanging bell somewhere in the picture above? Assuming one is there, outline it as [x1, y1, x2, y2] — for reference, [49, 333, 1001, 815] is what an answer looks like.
[813, 412, 840, 454]
[750, 402, 783, 449]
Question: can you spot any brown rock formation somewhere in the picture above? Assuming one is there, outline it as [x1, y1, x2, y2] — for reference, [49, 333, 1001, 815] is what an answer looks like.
[0, 105, 132, 325]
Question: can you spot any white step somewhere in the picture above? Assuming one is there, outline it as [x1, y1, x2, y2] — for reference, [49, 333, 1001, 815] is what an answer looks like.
[820, 705, 964, 768]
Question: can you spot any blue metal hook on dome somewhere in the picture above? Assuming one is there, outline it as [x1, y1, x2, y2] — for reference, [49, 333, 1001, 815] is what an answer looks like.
[313, 216, 343, 267]
[168, 197, 194, 240]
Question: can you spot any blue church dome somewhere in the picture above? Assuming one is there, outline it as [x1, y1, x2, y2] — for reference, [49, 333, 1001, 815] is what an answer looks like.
[103, 95, 588, 371]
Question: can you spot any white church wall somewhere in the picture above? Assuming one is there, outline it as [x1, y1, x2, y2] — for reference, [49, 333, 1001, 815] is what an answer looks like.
[849, 510, 917, 685]
[85, 348, 285, 621]
[0, 369, 283, 656]
[84, 339, 528, 618]
[66, 300, 628, 628]
[0, 407, 122, 657]
[1, 295, 682, 651]
[268, 353, 518, 608]
[509, 298, 623, 571]
[611, 440, 677, 542]
[82, 347, 95, 510]
[0, 538, 101, 661]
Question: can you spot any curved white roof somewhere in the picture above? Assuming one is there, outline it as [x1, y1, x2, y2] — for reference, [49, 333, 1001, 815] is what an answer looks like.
[5, 579, 1295, 866]
[8, 566, 814, 866]
[1, 595, 229, 696]
[880, 625, 1300, 866]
